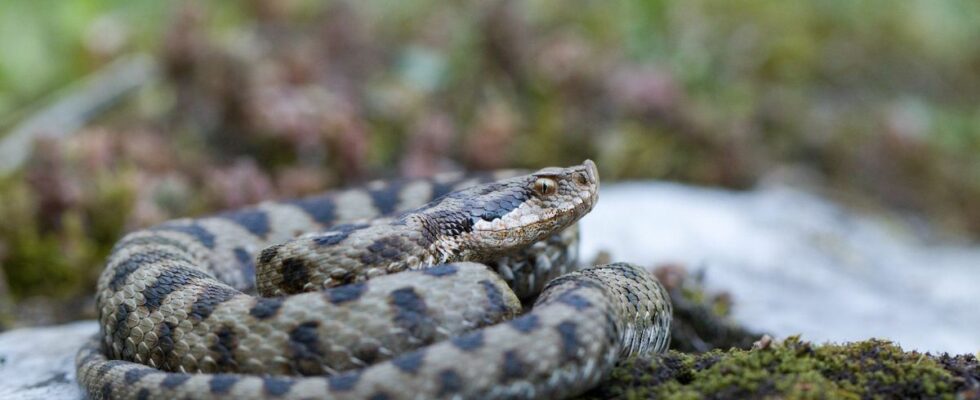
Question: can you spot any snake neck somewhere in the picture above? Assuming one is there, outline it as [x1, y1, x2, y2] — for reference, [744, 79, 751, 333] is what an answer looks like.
[412, 213, 522, 267]
[407, 213, 468, 266]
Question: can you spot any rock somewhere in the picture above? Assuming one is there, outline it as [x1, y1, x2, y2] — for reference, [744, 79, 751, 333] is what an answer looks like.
[580, 183, 980, 353]
[0, 321, 94, 400]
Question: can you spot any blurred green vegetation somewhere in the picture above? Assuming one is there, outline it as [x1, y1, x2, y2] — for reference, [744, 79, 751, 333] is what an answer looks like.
[2, 0, 980, 324]
[0, 1, 163, 128]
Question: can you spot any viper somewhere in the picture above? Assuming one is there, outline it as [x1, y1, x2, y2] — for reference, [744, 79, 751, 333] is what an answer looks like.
[75, 160, 672, 399]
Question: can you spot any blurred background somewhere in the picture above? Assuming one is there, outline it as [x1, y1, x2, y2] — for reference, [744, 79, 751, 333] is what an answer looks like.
[1, 0, 979, 333]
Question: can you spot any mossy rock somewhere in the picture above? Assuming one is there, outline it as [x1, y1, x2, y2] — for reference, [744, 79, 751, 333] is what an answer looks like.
[580, 337, 980, 399]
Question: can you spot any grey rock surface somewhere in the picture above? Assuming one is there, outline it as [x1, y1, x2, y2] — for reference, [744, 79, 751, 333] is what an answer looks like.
[580, 183, 980, 354]
[0, 321, 94, 400]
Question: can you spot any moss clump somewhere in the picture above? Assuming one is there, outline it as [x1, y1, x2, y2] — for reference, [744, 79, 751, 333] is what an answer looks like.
[580, 337, 978, 399]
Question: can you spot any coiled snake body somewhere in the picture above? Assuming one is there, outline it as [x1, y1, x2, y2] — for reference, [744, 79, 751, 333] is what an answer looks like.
[76, 160, 672, 399]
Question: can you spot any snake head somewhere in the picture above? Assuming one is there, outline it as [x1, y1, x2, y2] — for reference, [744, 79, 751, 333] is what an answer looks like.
[427, 160, 599, 260]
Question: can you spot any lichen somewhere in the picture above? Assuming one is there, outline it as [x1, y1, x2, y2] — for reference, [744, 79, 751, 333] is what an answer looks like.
[579, 337, 979, 399]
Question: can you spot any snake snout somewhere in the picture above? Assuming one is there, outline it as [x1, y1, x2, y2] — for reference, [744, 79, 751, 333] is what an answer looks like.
[583, 159, 599, 186]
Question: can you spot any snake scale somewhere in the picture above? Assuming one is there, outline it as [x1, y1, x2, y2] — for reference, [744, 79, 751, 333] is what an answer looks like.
[75, 160, 673, 399]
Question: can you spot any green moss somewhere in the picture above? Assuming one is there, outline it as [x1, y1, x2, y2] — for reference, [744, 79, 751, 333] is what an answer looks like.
[0, 170, 136, 300]
[580, 337, 975, 399]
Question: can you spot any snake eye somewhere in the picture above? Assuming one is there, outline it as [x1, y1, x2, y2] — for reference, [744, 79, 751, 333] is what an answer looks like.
[533, 177, 558, 196]
[576, 173, 588, 185]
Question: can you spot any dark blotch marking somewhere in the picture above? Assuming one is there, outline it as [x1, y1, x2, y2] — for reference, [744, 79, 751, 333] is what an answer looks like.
[369, 392, 392, 400]
[153, 223, 216, 249]
[501, 351, 528, 382]
[366, 236, 407, 261]
[558, 292, 593, 311]
[156, 321, 177, 356]
[95, 360, 126, 379]
[258, 245, 281, 264]
[462, 183, 529, 225]
[160, 373, 192, 389]
[108, 257, 149, 292]
[190, 285, 238, 322]
[339, 223, 369, 233]
[422, 264, 458, 277]
[451, 331, 484, 351]
[509, 314, 540, 333]
[557, 321, 581, 361]
[136, 388, 151, 400]
[541, 275, 590, 295]
[391, 351, 425, 374]
[353, 346, 381, 366]
[124, 367, 155, 384]
[288, 321, 324, 375]
[279, 257, 310, 294]
[480, 280, 509, 316]
[616, 264, 642, 280]
[438, 369, 463, 396]
[432, 209, 476, 235]
[234, 247, 255, 281]
[313, 234, 345, 247]
[369, 181, 405, 215]
[429, 180, 457, 200]
[418, 217, 438, 247]
[112, 303, 132, 358]
[313, 224, 369, 246]
[101, 382, 112, 399]
[327, 283, 366, 305]
[211, 325, 239, 371]
[142, 266, 210, 312]
[359, 252, 379, 265]
[220, 209, 271, 237]
[209, 375, 238, 394]
[328, 372, 361, 392]
[603, 311, 618, 346]
[287, 196, 336, 225]
[249, 298, 284, 319]
[389, 287, 432, 339]
[109, 249, 193, 291]
[263, 377, 294, 397]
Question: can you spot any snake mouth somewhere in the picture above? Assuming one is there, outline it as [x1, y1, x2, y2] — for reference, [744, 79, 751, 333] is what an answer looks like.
[470, 198, 593, 252]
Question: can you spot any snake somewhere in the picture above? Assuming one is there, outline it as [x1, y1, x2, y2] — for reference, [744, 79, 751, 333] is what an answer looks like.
[75, 160, 672, 399]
